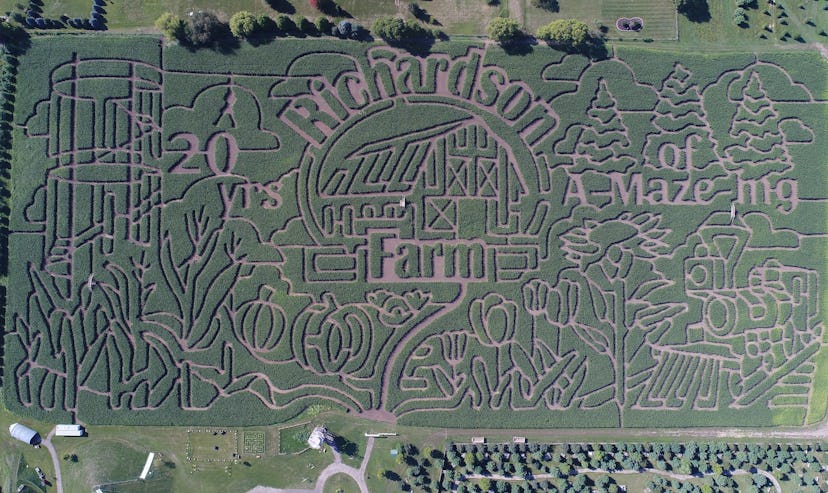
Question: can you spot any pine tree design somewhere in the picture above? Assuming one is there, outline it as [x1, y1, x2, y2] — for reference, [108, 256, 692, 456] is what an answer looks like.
[723, 71, 791, 178]
[643, 64, 718, 171]
[555, 79, 636, 173]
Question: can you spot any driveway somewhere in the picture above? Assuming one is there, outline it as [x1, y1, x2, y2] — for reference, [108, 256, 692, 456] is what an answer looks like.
[42, 428, 64, 493]
[246, 437, 375, 493]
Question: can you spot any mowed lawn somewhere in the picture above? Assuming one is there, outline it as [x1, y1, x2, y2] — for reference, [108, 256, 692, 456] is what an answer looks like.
[0, 0, 499, 34]
[7, 0, 821, 46]
[0, 0, 676, 37]
[521, 0, 677, 41]
[602, 0, 677, 40]
[678, 0, 828, 49]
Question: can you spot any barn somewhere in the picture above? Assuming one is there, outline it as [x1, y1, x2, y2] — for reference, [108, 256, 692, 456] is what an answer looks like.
[9, 423, 40, 445]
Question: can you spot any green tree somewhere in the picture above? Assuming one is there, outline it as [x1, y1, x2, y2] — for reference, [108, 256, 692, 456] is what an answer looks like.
[480, 477, 492, 492]
[155, 12, 188, 42]
[372, 17, 405, 41]
[536, 19, 589, 48]
[0, 19, 25, 42]
[189, 11, 226, 46]
[675, 0, 710, 22]
[733, 7, 747, 26]
[229, 11, 267, 38]
[487, 17, 522, 45]
[275, 14, 296, 33]
[315, 17, 333, 35]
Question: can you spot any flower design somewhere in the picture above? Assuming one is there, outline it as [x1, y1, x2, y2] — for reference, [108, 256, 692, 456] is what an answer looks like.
[366, 288, 431, 327]
[468, 293, 519, 347]
[560, 212, 670, 273]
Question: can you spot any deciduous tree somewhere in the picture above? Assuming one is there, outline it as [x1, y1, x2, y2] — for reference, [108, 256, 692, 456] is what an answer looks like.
[487, 17, 522, 45]
[536, 18, 589, 48]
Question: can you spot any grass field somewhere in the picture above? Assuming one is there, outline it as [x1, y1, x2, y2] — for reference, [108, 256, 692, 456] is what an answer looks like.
[3, 33, 828, 431]
[322, 473, 360, 493]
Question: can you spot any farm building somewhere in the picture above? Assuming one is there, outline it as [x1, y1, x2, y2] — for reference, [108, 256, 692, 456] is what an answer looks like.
[9, 423, 40, 445]
[307, 426, 331, 449]
[55, 424, 84, 437]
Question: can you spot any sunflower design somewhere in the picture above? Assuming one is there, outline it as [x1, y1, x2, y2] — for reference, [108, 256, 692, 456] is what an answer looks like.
[560, 212, 671, 275]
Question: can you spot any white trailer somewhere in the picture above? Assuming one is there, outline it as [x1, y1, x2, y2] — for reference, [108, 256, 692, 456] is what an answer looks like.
[54, 424, 84, 437]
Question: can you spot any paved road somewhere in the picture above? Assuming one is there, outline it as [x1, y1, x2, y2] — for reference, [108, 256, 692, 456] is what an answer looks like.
[246, 437, 375, 493]
[41, 428, 64, 493]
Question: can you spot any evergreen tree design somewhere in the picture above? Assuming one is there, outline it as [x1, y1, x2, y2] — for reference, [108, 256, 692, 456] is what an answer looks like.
[723, 71, 791, 178]
[643, 64, 718, 171]
[555, 79, 636, 173]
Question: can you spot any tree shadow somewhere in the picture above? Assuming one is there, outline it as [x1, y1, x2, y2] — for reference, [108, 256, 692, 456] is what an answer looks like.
[532, 0, 559, 12]
[247, 32, 277, 46]
[679, 0, 711, 23]
[384, 470, 401, 481]
[502, 37, 535, 55]
[265, 0, 296, 15]
[539, 36, 609, 60]
[387, 36, 437, 56]
[318, 0, 352, 18]
[332, 435, 359, 458]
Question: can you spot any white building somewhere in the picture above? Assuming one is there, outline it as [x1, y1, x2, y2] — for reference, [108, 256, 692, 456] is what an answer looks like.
[54, 424, 84, 437]
[307, 426, 330, 450]
[9, 423, 40, 445]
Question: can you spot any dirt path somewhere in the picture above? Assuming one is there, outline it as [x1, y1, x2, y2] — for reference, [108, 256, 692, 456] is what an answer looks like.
[42, 429, 63, 493]
[246, 437, 375, 493]
[464, 467, 781, 493]
[811, 43, 828, 62]
[510, 0, 524, 28]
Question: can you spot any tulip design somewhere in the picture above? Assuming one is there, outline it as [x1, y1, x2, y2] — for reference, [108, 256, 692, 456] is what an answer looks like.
[467, 293, 539, 405]
[469, 293, 518, 348]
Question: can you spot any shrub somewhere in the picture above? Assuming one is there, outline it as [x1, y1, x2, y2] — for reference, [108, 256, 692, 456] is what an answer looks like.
[735, 0, 751, 7]
[486, 17, 522, 45]
[536, 18, 589, 48]
[155, 12, 188, 42]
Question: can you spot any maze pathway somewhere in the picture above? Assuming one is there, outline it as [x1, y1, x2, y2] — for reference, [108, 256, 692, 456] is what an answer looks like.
[5, 40, 828, 428]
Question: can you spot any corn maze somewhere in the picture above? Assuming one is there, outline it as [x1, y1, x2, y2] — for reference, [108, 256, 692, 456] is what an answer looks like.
[5, 38, 828, 428]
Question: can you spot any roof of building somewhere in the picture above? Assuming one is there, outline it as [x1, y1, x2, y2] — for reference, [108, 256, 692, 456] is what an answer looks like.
[308, 426, 328, 450]
[9, 423, 40, 445]
[55, 424, 83, 431]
